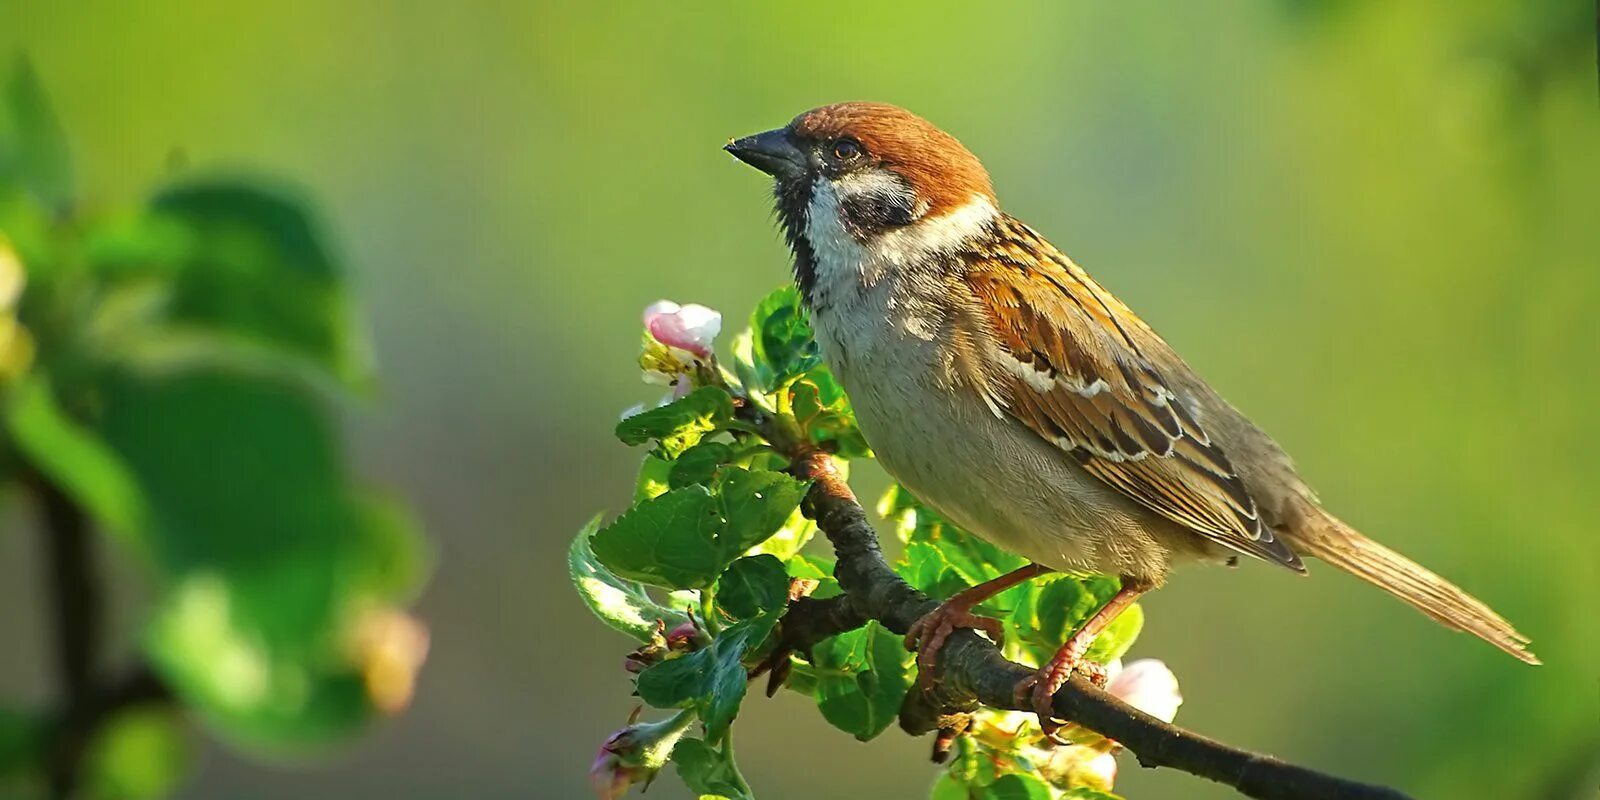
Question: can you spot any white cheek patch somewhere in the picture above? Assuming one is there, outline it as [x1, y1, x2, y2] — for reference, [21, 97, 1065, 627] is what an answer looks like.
[833, 171, 918, 222]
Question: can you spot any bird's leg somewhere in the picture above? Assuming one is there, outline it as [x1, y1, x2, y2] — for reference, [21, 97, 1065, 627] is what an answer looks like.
[906, 563, 1052, 691]
[1014, 577, 1152, 744]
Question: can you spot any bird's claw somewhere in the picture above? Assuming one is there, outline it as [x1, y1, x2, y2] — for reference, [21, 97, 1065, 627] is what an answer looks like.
[904, 603, 1005, 691]
[1012, 656, 1108, 744]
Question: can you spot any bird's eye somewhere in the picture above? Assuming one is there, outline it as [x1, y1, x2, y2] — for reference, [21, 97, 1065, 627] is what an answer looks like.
[832, 139, 863, 162]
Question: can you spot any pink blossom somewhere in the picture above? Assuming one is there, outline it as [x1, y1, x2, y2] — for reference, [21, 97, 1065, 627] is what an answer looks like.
[643, 300, 721, 360]
[1106, 658, 1183, 723]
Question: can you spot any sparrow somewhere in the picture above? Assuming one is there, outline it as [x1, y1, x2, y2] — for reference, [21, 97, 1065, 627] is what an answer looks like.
[724, 102, 1537, 739]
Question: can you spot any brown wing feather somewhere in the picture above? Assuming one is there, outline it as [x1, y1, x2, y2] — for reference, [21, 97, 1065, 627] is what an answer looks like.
[965, 217, 1304, 571]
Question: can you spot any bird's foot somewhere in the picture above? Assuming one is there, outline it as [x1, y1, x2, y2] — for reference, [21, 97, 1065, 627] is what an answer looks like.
[904, 601, 1005, 691]
[1012, 648, 1108, 744]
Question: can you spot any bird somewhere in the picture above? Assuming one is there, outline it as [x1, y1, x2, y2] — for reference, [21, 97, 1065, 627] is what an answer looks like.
[723, 102, 1538, 740]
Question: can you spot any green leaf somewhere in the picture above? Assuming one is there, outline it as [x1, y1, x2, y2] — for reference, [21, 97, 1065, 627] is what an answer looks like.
[1084, 603, 1143, 663]
[930, 773, 971, 800]
[1062, 789, 1124, 800]
[672, 738, 751, 800]
[635, 453, 673, 502]
[615, 386, 733, 457]
[570, 515, 689, 640]
[669, 441, 734, 488]
[785, 554, 841, 600]
[714, 467, 807, 556]
[590, 485, 726, 590]
[148, 179, 369, 385]
[811, 621, 913, 741]
[0, 58, 73, 207]
[5, 375, 145, 539]
[716, 555, 789, 619]
[99, 372, 421, 746]
[896, 540, 967, 601]
[0, 707, 41, 785]
[748, 507, 815, 561]
[82, 707, 191, 800]
[749, 284, 819, 390]
[1015, 577, 1142, 668]
[982, 773, 1052, 800]
[637, 615, 776, 741]
[788, 366, 870, 458]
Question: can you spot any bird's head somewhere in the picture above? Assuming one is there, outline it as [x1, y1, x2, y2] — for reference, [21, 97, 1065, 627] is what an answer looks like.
[725, 103, 997, 293]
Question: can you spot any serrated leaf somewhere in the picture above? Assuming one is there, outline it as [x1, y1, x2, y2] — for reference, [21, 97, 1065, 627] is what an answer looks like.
[615, 386, 732, 457]
[0, 58, 73, 208]
[714, 467, 807, 556]
[811, 621, 913, 741]
[635, 453, 673, 502]
[982, 773, 1052, 800]
[716, 555, 789, 619]
[748, 507, 814, 561]
[672, 738, 751, 800]
[1084, 603, 1143, 663]
[669, 441, 734, 489]
[590, 486, 725, 590]
[636, 615, 776, 741]
[5, 375, 145, 539]
[570, 516, 688, 640]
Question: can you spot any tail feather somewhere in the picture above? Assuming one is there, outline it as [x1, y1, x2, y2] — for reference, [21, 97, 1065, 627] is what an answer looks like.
[1289, 511, 1539, 665]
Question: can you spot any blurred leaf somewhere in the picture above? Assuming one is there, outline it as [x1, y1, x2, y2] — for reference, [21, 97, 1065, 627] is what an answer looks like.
[896, 540, 967, 602]
[982, 774, 1052, 800]
[672, 738, 750, 800]
[615, 386, 732, 457]
[714, 467, 808, 556]
[82, 707, 191, 800]
[930, 773, 970, 800]
[591, 485, 725, 590]
[1084, 603, 1143, 663]
[0, 58, 72, 208]
[0, 707, 41, 786]
[5, 375, 145, 539]
[100, 372, 413, 745]
[716, 555, 789, 619]
[1062, 789, 1123, 799]
[149, 180, 369, 385]
[570, 515, 688, 640]
[636, 615, 776, 741]
[748, 284, 819, 391]
[811, 621, 913, 741]
[884, 485, 1026, 585]
[668, 441, 734, 489]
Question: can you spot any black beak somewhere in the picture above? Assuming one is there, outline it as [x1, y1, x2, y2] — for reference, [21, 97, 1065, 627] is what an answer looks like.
[724, 128, 806, 178]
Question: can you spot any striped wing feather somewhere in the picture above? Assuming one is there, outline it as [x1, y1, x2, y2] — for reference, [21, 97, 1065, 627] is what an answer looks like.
[965, 218, 1304, 571]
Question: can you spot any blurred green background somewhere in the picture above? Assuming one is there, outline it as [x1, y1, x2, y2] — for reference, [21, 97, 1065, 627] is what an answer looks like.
[3, 1, 1596, 798]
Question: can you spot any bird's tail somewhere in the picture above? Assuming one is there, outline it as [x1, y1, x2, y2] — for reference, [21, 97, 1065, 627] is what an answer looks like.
[1288, 509, 1539, 664]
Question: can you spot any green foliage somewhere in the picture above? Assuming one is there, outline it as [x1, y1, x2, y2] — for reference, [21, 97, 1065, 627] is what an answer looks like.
[811, 621, 914, 741]
[636, 614, 776, 742]
[0, 60, 430, 794]
[573, 284, 1158, 799]
[716, 555, 790, 620]
[615, 386, 733, 457]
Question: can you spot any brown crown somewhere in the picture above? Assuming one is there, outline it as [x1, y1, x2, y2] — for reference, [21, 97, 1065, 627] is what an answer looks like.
[790, 102, 995, 218]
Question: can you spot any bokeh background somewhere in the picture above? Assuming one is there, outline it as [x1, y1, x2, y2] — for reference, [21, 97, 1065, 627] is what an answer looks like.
[3, 1, 1597, 798]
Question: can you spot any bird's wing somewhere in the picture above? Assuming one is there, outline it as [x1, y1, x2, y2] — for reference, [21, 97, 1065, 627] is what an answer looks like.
[962, 217, 1304, 571]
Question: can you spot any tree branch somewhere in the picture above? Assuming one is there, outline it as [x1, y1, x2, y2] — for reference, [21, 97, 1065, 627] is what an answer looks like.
[29, 474, 170, 799]
[784, 449, 1414, 800]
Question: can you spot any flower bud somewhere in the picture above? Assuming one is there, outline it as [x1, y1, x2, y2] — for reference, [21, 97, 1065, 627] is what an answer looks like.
[1105, 658, 1183, 723]
[643, 300, 721, 360]
[589, 708, 695, 799]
